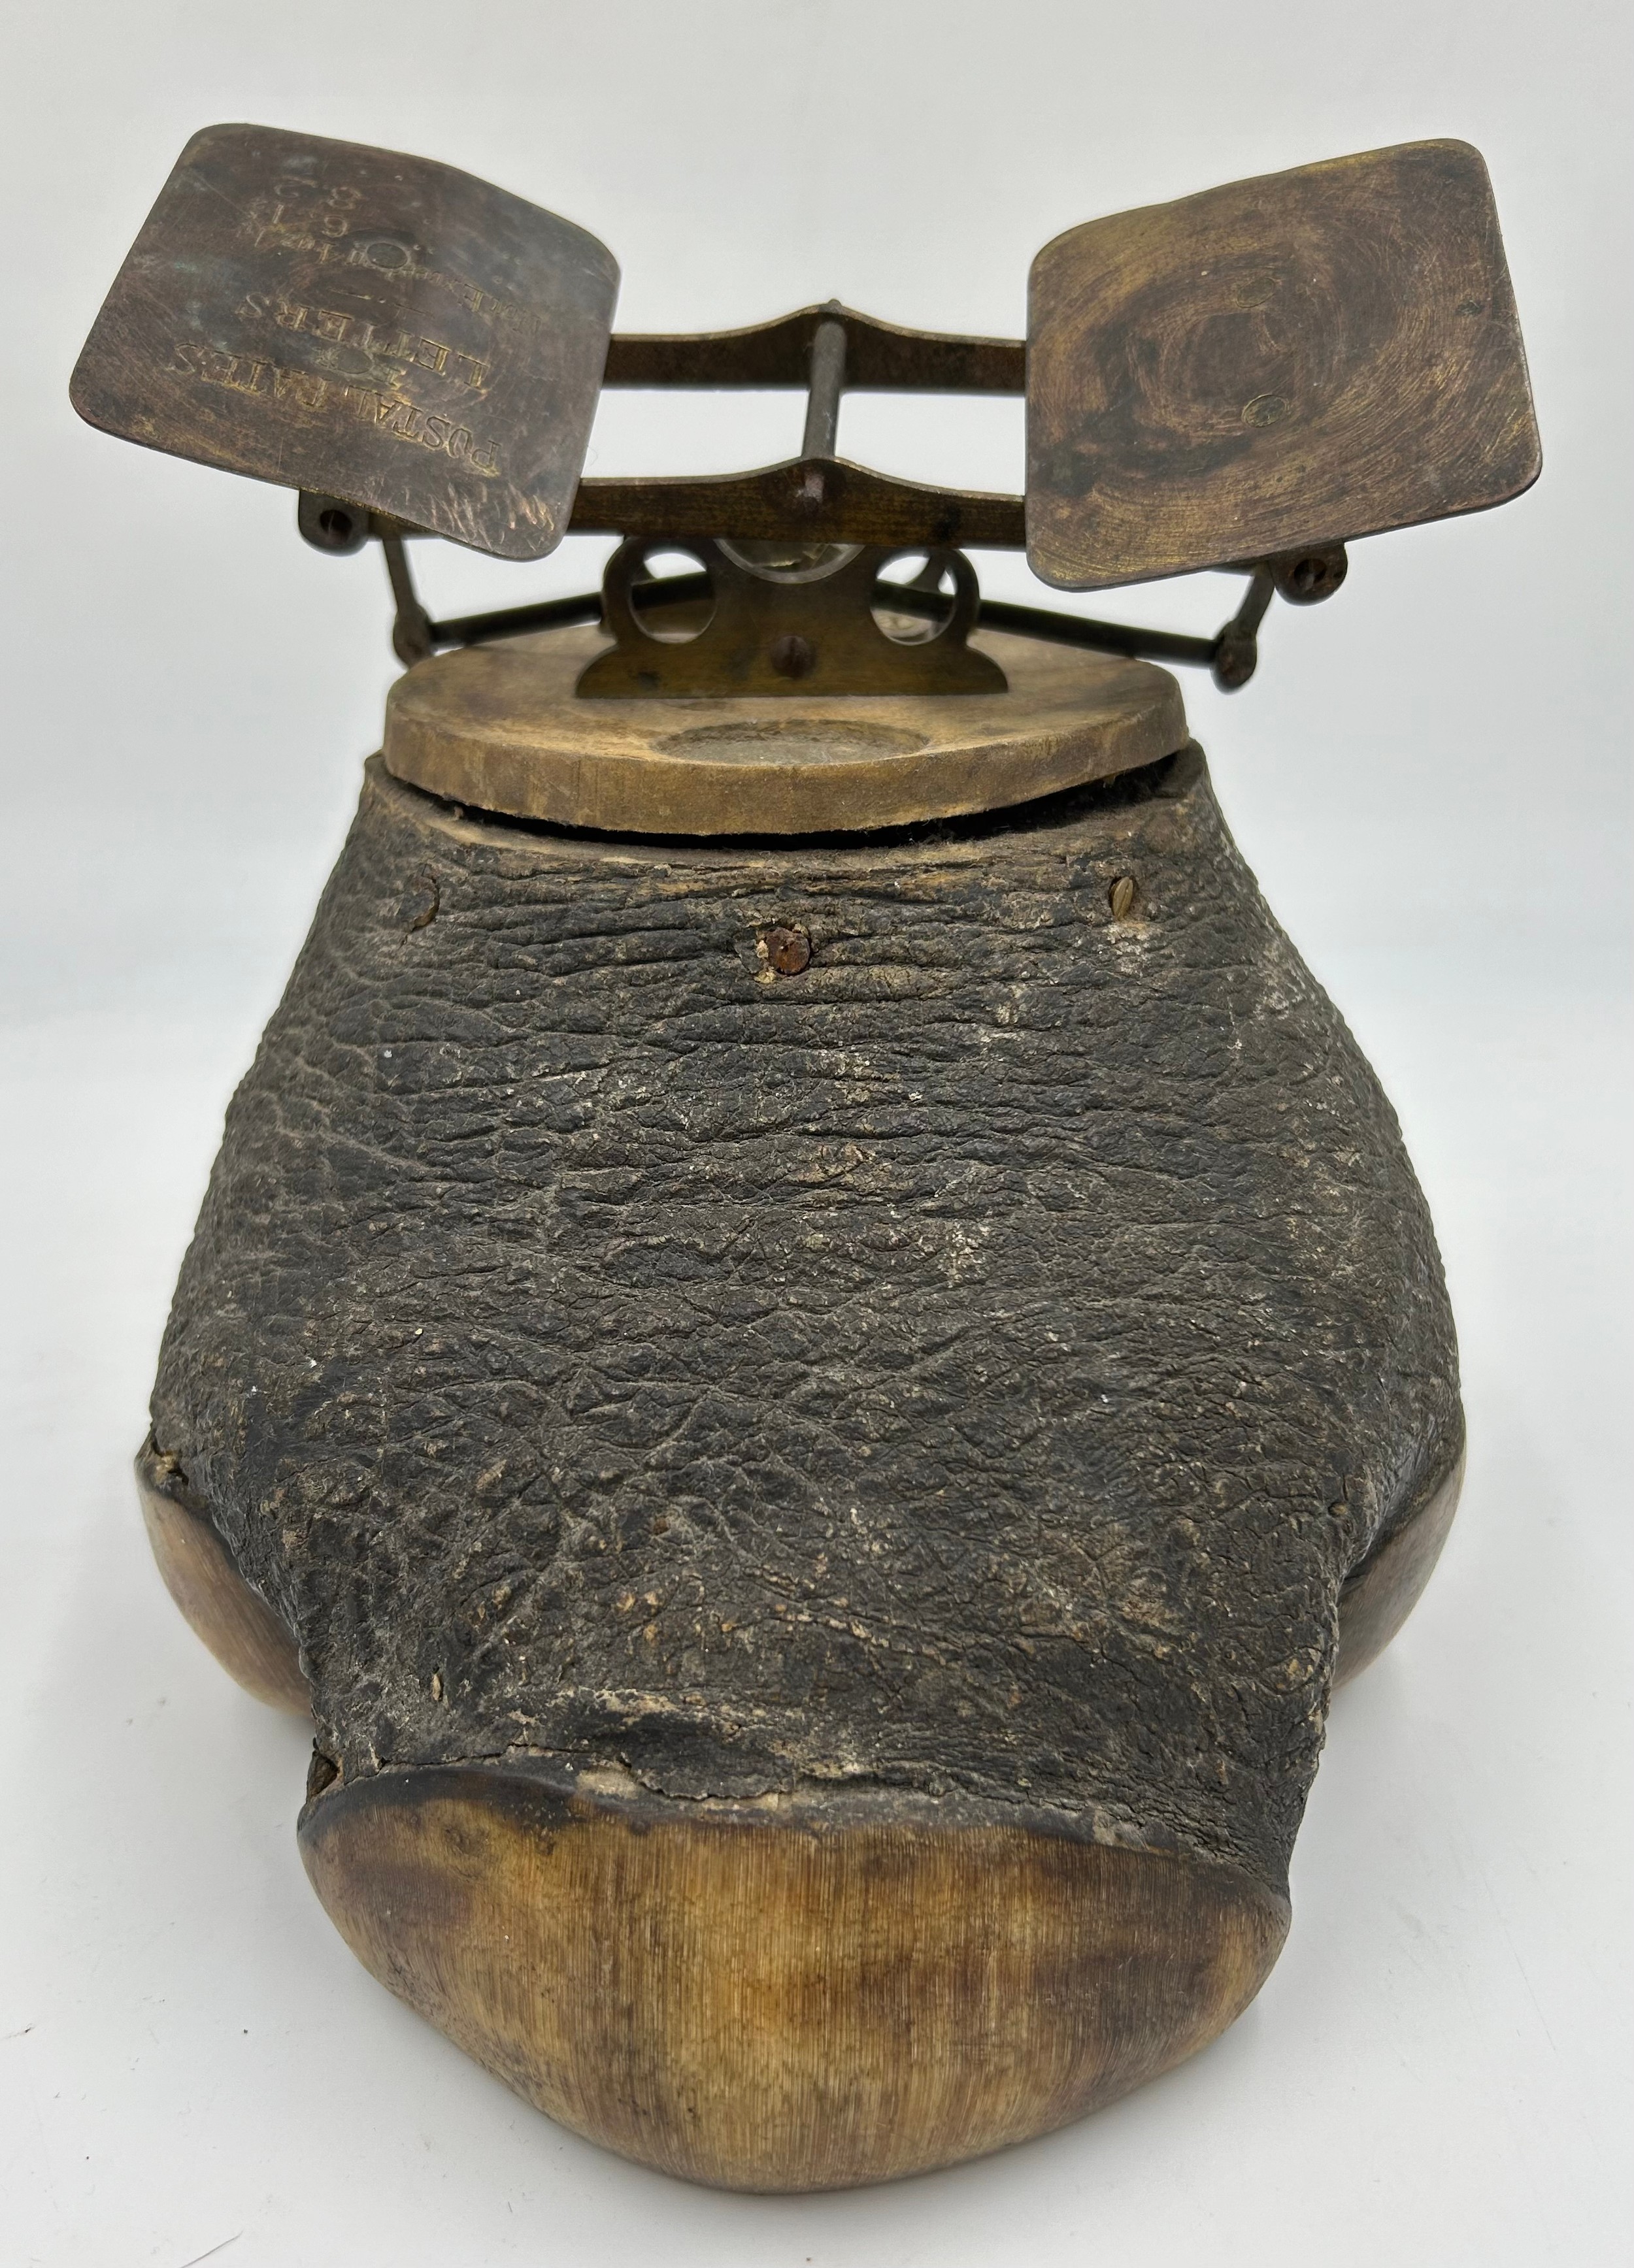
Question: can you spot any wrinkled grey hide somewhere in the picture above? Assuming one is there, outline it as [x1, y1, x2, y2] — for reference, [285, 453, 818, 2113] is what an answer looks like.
[152, 748, 1461, 1894]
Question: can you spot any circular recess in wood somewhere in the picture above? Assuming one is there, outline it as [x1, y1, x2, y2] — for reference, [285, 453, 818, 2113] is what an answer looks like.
[380, 625, 1188, 836]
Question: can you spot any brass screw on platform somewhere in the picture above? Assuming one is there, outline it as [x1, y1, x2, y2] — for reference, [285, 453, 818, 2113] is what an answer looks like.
[1109, 876, 1138, 919]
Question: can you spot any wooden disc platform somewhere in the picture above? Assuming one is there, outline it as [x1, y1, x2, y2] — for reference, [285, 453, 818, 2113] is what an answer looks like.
[381, 625, 1189, 836]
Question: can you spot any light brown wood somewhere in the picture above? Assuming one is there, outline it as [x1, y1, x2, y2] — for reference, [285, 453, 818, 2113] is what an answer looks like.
[381, 625, 1188, 835]
[135, 1440, 310, 1717]
[300, 1767, 1287, 2191]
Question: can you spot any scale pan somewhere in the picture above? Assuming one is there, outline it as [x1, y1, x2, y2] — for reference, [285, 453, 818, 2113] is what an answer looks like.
[71, 123, 618, 561]
[1026, 140, 1540, 592]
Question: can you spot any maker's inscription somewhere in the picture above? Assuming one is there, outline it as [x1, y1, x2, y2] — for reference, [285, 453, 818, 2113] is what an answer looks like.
[244, 296, 492, 389]
[70, 122, 620, 558]
[169, 342, 503, 474]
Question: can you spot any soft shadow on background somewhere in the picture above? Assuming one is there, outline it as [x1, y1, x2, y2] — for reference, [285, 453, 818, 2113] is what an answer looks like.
[2, 5, 1629, 2263]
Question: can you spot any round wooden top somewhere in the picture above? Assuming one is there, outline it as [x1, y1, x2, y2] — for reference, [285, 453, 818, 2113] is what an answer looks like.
[380, 625, 1188, 836]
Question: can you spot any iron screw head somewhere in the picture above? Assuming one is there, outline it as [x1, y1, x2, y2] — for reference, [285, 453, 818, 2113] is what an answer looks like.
[770, 633, 817, 679]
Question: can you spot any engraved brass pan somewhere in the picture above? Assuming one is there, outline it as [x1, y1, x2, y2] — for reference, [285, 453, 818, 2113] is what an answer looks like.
[70, 123, 619, 560]
[1027, 140, 1541, 591]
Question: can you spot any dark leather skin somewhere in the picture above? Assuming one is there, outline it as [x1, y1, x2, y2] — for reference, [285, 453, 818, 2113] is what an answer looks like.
[152, 747, 1461, 1896]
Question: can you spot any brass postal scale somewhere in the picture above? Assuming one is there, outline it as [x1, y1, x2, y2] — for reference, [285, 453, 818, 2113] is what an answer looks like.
[73, 126, 1539, 2192]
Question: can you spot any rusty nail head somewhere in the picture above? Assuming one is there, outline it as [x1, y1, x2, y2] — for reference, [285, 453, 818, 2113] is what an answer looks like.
[399, 869, 440, 932]
[762, 924, 812, 975]
[1109, 876, 1137, 919]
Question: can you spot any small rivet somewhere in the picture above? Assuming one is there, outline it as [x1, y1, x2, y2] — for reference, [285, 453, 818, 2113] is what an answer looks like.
[1109, 876, 1138, 919]
[770, 633, 816, 680]
[399, 869, 440, 932]
[760, 923, 812, 976]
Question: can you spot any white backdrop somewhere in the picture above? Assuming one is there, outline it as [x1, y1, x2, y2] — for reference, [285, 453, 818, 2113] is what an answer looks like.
[2, 5, 1630, 2263]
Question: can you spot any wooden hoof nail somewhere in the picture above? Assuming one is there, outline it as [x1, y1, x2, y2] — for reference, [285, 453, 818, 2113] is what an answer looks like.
[1335, 1450, 1465, 1687]
[299, 1766, 1288, 2192]
[135, 1438, 310, 1717]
